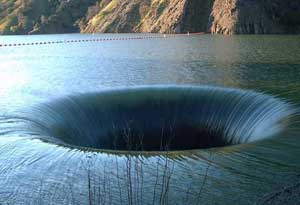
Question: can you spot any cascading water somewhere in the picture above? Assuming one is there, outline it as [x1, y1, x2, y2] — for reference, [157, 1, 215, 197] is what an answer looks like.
[1, 34, 300, 204]
[3, 86, 294, 152]
[0, 85, 298, 205]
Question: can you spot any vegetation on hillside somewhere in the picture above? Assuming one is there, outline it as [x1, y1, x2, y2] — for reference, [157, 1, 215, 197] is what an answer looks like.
[0, 0, 97, 34]
[0, 0, 299, 35]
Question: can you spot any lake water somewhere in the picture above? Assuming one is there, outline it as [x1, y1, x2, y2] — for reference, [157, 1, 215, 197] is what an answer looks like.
[0, 34, 299, 204]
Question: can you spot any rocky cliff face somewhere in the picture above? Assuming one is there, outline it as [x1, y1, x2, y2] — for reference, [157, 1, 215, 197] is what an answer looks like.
[209, 0, 300, 34]
[82, 0, 187, 33]
[82, 0, 215, 33]
[1, 0, 299, 35]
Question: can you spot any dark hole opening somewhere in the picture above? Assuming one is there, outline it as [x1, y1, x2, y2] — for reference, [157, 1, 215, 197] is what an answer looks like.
[27, 87, 292, 152]
[81, 124, 228, 151]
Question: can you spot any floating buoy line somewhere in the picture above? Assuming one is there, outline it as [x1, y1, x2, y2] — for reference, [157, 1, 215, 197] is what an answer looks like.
[0, 32, 205, 48]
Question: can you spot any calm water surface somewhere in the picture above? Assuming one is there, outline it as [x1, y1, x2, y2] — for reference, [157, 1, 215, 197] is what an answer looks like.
[0, 34, 299, 204]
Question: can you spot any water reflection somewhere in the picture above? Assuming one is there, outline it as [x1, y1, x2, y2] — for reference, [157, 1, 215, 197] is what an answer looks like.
[0, 34, 299, 204]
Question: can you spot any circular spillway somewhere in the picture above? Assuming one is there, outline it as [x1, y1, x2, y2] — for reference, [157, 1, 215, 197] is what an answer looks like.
[18, 85, 293, 152]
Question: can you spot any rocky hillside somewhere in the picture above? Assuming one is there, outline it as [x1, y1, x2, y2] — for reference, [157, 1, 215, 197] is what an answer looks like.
[1, 0, 299, 35]
[82, 0, 189, 33]
[210, 0, 300, 34]
[0, 0, 97, 34]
